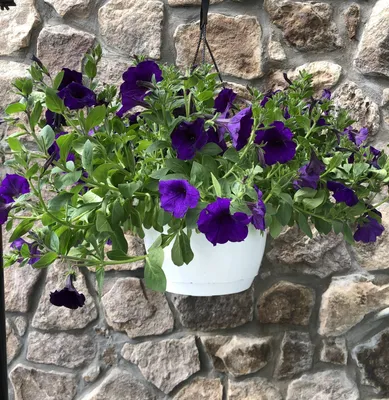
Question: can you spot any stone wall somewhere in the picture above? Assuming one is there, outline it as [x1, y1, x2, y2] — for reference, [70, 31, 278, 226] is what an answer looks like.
[2, 0, 389, 399]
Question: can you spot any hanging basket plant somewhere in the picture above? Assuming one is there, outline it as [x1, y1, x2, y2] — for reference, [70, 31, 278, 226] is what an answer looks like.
[1, 43, 388, 300]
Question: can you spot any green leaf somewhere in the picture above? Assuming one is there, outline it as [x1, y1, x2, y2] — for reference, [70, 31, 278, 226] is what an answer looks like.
[332, 220, 343, 235]
[211, 173, 222, 197]
[223, 147, 240, 163]
[49, 232, 60, 253]
[8, 137, 23, 152]
[199, 142, 222, 156]
[5, 102, 26, 114]
[30, 101, 43, 129]
[145, 244, 166, 292]
[294, 187, 317, 202]
[150, 168, 169, 180]
[197, 90, 214, 102]
[20, 243, 30, 258]
[353, 162, 370, 177]
[107, 250, 131, 261]
[57, 133, 74, 162]
[95, 267, 105, 297]
[111, 226, 128, 254]
[295, 115, 311, 132]
[171, 235, 184, 266]
[111, 199, 124, 226]
[82, 140, 94, 174]
[85, 59, 97, 80]
[146, 140, 170, 154]
[92, 163, 117, 182]
[185, 203, 206, 229]
[313, 217, 332, 235]
[180, 231, 194, 264]
[165, 159, 190, 175]
[32, 252, 58, 268]
[118, 182, 142, 198]
[190, 161, 207, 186]
[85, 105, 106, 133]
[297, 212, 313, 238]
[9, 219, 34, 242]
[45, 87, 65, 114]
[302, 190, 326, 210]
[96, 211, 113, 233]
[54, 170, 82, 190]
[327, 152, 343, 171]
[40, 125, 55, 150]
[269, 216, 283, 238]
[53, 70, 65, 90]
[277, 202, 293, 225]
[343, 223, 355, 244]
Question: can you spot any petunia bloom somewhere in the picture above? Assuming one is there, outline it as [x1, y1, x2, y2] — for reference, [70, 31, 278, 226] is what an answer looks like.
[45, 110, 66, 130]
[171, 119, 208, 160]
[255, 121, 297, 166]
[327, 181, 358, 207]
[368, 146, 381, 169]
[0, 196, 10, 225]
[58, 82, 97, 110]
[214, 88, 236, 118]
[159, 180, 200, 218]
[50, 273, 86, 309]
[0, 174, 30, 204]
[322, 89, 331, 100]
[117, 60, 163, 117]
[58, 68, 83, 91]
[206, 127, 227, 153]
[248, 187, 266, 230]
[11, 238, 40, 264]
[227, 107, 253, 151]
[294, 151, 326, 189]
[48, 132, 75, 162]
[260, 90, 280, 107]
[197, 198, 250, 246]
[354, 211, 384, 243]
[343, 126, 368, 147]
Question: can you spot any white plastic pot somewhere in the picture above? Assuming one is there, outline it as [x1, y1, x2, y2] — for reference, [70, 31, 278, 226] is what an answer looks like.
[143, 228, 267, 296]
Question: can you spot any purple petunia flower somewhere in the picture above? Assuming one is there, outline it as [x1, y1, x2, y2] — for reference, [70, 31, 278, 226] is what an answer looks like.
[368, 146, 381, 169]
[50, 273, 85, 309]
[322, 89, 331, 100]
[58, 68, 83, 91]
[48, 132, 75, 162]
[58, 82, 96, 110]
[294, 151, 325, 189]
[159, 180, 200, 218]
[0, 174, 30, 204]
[206, 127, 227, 153]
[197, 198, 250, 246]
[171, 119, 208, 160]
[327, 181, 358, 207]
[255, 121, 297, 166]
[354, 210, 384, 243]
[0, 196, 10, 225]
[248, 187, 266, 230]
[260, 90, 280, 107]
[117, 61, 163, 117]
[284, 107, 291, 120]
[11, 238, 40, 264]
[343, 126, 369, 147]
[227, 107, 253, 151]
[214, 88, 236, 118]
[45, 110, 66, 130]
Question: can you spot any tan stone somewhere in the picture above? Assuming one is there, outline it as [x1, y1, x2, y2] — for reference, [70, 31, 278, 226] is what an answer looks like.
[98, 0, 163, 59]
[319, 274, 389, 336]
[216, 336, 272, 377]
[0, 0, 40, 56]
[173, 377, 223, 400]
[344, 3, 360, 39]
[382, 89, 389, 107]
[228, 378, 283, 400]
[268, 39, 286, 62]
[257, 281, 315, 326]
[169, 0, 223, 5]
[96, 57, 132, 88]
[6, 319, 22, 364]
[333, 81, 381, 136]
[354, 0, 389, 77]
[44, 0, 91, 17]
[265, 0, 341, 52]
[102, 277, 174, 338]
[32, 262, 98, 331]
[175, 14, 263, 80]
[10, 364, 77, 400]
[13, 316, 27, 336]
[122, 336, 200, 394]
[201, 335, 230, 372]
[320, 337, 348, 365]
[27, 331, 96, 368]
[37, 25, 95, 73]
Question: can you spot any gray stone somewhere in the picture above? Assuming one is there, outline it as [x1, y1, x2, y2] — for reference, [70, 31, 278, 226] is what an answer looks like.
[216, 336, 271, 377]
[101, 345, 118, 367]
[13, 316, 28, 337]
[319, 274, 389, 337]
[81, 368, 156, 400]
[274, 332, 314, 380]
[37, 25, 95, 73]
[6, 319, 22, 364]
[320, 337, 348, 365]
[44, 0, 91, 17]
[268, 39, 286, 62]
[265, 0, 341, 52]
[354, 204, 389, 271]
[0, 0, 40, 56]
[169, 0, 223, 5]
[173, 377, 223, 400]
[5, 264, 42, 312]
[354, 0, 389, 77]
[104, 233, 145, 271]
[102, 277, 174, 338]
[352, 328, 389, 393]
[96, 57, 131, 88]
[332, 81, 380, 137]
[172, 286, 254, 330]
[98, 0, 163, 59]
[228, 378, 283, 400]
[257, 281, 315, 326]
[286, 370, 359, 400]
[10, 364, 77, 400]
[265, 227, 353, 278]
[122, 336, 200, 394]
[32, 262, 97, 331]
[201, 335, 230, 372]
[383, 89, 389, 107]
[83, 364, 100, 383]
[344, 3, 360, 39]
[27, 331, 96, 368]
[175, 14, 263, 80]
[0, 61, 29, 113]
